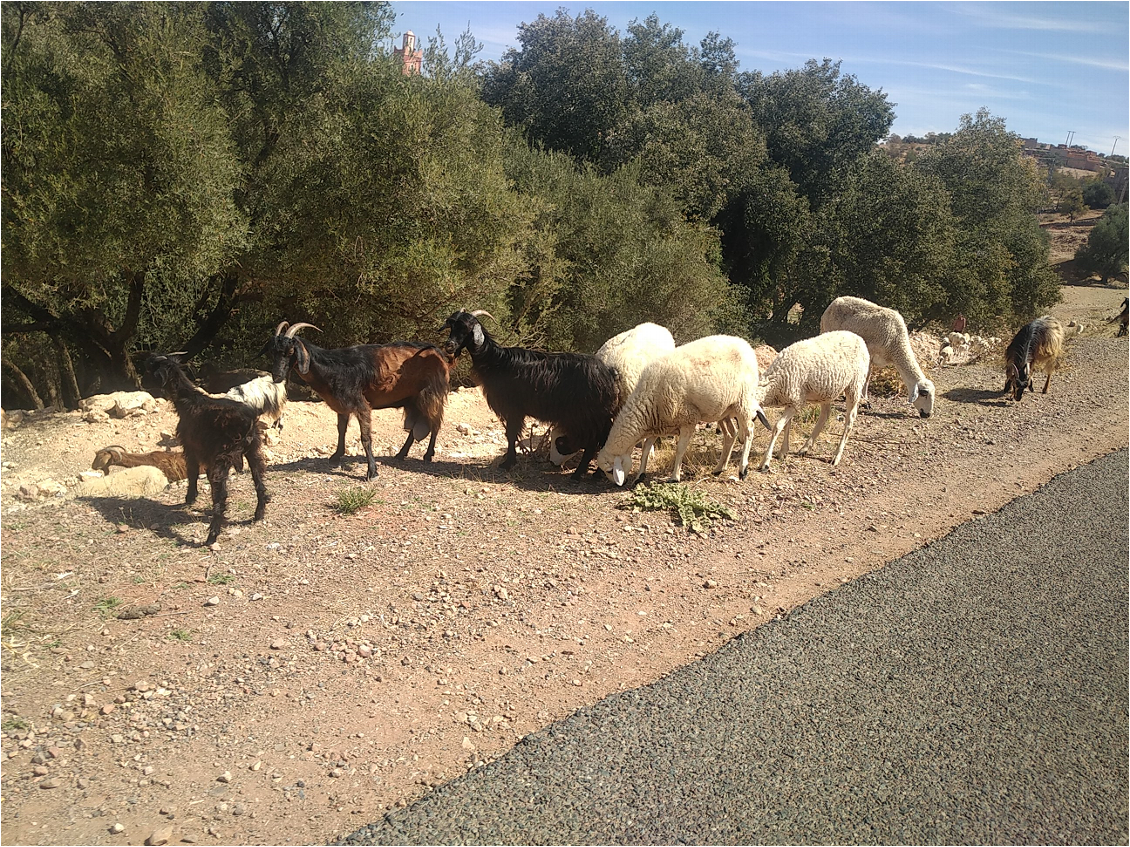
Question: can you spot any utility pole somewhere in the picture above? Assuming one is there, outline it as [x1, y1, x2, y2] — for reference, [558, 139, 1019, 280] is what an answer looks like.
[1064, 131, 1075, 148]
[1112, 137, 1120, 157]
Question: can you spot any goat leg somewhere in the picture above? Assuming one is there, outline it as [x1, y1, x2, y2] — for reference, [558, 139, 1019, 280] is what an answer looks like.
[1042, 372, 1052, 394]
[331, 413, 350, 461]
[204, 461, 231, 546]
[358, 408, 378, 480]
[184, 456, 201, 507]
[499, 418, 523, 470]
[421, 427, 438, 462]
[246, 443, 270, 522]
[395, 428, 416, 461]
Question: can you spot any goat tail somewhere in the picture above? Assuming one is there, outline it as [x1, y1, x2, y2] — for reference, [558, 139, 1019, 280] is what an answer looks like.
[419, 367, 450, 434]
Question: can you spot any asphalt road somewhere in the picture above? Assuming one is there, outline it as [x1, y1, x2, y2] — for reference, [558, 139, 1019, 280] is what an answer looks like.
[340, 448, 1129, 846]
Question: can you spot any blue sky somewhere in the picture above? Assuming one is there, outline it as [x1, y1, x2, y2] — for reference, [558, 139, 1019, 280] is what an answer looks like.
[388, 1, 1130, 155]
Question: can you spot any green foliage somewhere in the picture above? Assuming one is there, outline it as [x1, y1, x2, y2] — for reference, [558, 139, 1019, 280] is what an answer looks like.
[1076, 204, 1129, 283]
[1082, 179, 1115, 209]
[1057, 185, 1086, 220]
[915, 109, 1059, 326]
[168, 628, 192, 642]
[334, 486, 378, 515]
[1, 717, 32, 732]
[624, 482, 735, 534]
[206, 572, 235, 585]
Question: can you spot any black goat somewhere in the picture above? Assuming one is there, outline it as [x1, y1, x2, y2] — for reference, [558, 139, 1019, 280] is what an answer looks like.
[145, 354, 269, 545]
[1003, 316, 1065, 401]
[1115, 298, 1128, 338]
[264, 322, 451, 480]
[441, 311, 621, 478]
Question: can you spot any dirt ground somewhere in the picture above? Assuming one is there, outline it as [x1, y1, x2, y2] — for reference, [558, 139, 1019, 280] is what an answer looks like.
[1, 265, 1126, 844]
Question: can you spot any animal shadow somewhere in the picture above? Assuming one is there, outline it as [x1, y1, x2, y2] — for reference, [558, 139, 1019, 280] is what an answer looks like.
[78, 494, 246, 547]
[942, 387, 1012, 407]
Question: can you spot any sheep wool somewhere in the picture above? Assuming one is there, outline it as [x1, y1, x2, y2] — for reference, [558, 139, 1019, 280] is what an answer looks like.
[820, 295, 935, 418]
[757, 330, 870, 470]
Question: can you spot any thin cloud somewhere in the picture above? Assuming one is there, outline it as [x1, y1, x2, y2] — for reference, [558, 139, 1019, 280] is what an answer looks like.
[1005, 49, 1129, 73]
[953, 3, 1110, 35]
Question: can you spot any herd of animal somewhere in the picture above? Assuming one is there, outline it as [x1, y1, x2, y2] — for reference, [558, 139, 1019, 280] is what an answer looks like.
[90, 296, 1089, 545]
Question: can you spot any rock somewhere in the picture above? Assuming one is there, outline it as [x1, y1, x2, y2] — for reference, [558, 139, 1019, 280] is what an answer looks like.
[217, 771, 232, 783]
[145, 825, 173, 845]
[75, 466, 168, 500]
[110, 823, 125, 834]
[204, 597, 220, 607]
[269, 638, 289, 650]
[82, 409, 111, 424]
[39, 777, 61, 788]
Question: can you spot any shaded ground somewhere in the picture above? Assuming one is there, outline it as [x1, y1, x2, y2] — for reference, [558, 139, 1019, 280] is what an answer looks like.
[0, 281, 1126, 846]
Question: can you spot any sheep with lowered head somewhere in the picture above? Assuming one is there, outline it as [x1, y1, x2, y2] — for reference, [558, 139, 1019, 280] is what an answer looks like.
[819, 296, 934, 418]
[757, 330, 870, 470]
[549, 322, 676, 466]
[595, 335, 770, 486]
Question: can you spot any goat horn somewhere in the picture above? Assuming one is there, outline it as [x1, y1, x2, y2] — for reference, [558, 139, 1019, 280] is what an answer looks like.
[275, 321, 290, 336]
[469, 310, 494, 321]
[167, 351, 188, 357]
[285, 323, 320, 337]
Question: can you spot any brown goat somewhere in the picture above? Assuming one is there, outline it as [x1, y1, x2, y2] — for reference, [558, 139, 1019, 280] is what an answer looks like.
[265, 322, 451, 480]
[1004, 316, 1065, 401]
[92, 446, 189, 482]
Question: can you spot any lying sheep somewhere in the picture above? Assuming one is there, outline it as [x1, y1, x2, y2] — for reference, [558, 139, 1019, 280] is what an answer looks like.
[92, 446, 189, 482]
[549, 322, 675, 466]
[757, 331, 870, 470]
[596, 335, 770, 486]
[820, 296, 934, 418]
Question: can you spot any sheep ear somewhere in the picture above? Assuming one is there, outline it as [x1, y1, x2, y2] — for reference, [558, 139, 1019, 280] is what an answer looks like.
[295, 340, 311, 375]
[611, 456, 626, 487]
[908, 383, 919, 405]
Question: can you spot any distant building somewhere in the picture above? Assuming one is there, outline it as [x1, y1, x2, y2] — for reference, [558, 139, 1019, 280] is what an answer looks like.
[394, 31, 423, 75]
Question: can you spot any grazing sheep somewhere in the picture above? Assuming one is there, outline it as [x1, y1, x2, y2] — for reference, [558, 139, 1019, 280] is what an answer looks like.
[1004, 316, 1065, 401]
[265, 322, 451, 480]
[819, 296, 935, 418]
[757, 331, 870, 470]
[549, 322, 676, 466]
[441, 311, 621, 478]
[91, 446, 189, 482]
[595, 335, 770, 486]
[145, 354, 269, 546]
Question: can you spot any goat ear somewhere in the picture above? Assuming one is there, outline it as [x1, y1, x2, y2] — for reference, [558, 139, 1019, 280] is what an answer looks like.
[472, 322, 485, 350]
[294, 340, 311, 375]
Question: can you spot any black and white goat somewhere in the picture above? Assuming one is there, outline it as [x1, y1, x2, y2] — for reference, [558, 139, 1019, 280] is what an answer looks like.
[145, 354, 269, 545]
[264, 322, 451, 480]
[214, 374, 288, 433]
[1004, 316, 1065, 401]
[441, 311, 621, 478]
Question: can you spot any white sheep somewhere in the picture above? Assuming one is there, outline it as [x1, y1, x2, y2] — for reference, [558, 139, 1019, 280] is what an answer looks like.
[757, 331, 870, 470]
[819, 296, 935, 418]
[548, 322, 675, 466]
[595, 335, 769, 486]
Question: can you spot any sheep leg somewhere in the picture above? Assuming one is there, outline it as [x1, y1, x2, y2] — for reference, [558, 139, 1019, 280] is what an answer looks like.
[736, 418, 754, 480]
[499, 418, 523, 470]
[760, 410, 793, 471]
[861, 366, 873, 409]
[632, 437, 657, 486]
[571, 443, 600, 479]
[798, 403, 832, 456]
[667, 426, 695, 482]
[711, 426, 738, 476]
[184, 455, 201, 507]
[831, 396, 859, 467]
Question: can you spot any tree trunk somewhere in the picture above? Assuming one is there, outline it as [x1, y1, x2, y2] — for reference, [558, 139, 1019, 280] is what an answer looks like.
[180, 270, 243, 359]
[55, 338, 82, 408]
[1, 359, 45, 410]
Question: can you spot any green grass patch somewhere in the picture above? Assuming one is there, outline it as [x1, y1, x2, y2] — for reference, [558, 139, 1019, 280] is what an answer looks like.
[334, 487, 378, 516]
[1, 610, 28, 639]
[624, 482, 735, 534]
[93, 597, 124, 618]
[168, 628, 192, 642]
[1, 716, 31, 731]
[206, 572, 235, 585]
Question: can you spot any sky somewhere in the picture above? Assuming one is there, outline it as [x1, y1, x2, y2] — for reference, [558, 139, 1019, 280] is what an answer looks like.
[387, 1, 1130, 155]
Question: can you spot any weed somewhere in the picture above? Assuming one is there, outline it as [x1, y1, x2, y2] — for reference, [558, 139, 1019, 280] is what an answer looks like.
[93, 597, 124, 618]
[1, 610, 28, 639]
[624, 482, 735, 534]
[207, 572, 235, 585]
[334, 487, 377, 515]
[168, 628, 191, 642]
[1, 716, 30, 731]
